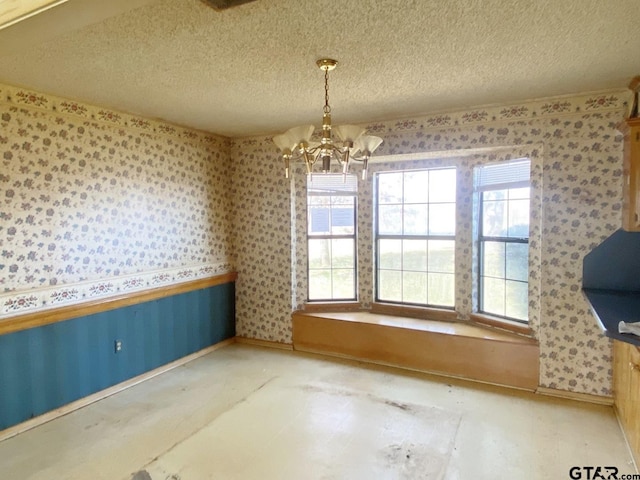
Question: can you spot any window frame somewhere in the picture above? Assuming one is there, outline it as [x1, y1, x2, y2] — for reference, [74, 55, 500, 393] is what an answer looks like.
[374, 167, 457, 309]
[475, 162, 531, 323]
[306, 174, 358, 302]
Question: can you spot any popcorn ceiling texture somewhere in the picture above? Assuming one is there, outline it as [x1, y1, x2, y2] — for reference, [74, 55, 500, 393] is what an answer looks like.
[0, 0, 638, 136]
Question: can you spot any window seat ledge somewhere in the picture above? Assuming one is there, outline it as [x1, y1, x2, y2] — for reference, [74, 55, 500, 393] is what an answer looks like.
[292, 311, 539, 391]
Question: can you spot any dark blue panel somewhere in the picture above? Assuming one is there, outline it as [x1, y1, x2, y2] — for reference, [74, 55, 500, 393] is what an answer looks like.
[0, 281, 235, 431]
[583, 229, 640, 291]
[583, 289, 640, 347]
[582, 229, 640, 348]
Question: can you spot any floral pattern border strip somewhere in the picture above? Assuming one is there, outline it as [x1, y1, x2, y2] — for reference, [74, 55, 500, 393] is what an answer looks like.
[0, 262, 233, 319]
[0, 83, 229, 149]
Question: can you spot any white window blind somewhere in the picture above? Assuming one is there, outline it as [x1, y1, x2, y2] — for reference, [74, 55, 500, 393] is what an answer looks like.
[476, 159, 530, 191]
[308, 174, 357, 195]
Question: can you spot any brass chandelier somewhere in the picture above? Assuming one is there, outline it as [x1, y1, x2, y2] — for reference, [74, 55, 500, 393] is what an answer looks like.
[272, 59, 383, 180]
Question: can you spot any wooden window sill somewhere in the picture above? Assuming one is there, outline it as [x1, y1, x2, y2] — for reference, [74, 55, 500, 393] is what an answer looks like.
[469, 313, 534, 337]
[301, 302, 363, 313]
[370, 302, 458, 322]
[300, 303, 535, 338]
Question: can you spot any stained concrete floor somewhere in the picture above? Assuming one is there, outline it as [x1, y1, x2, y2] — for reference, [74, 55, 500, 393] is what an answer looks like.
[0, 343, 635, 480]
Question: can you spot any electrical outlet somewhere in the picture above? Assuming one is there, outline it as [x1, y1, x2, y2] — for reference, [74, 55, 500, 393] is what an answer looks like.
[114, 340, 123, 353]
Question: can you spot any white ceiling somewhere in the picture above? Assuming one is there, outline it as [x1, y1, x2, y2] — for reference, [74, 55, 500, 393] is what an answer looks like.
[0, 0, 638, 137]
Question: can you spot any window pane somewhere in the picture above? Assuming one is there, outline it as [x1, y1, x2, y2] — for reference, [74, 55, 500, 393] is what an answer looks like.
[403, 204, 428, 235]
[428, 169, 456, 203]
[505, 243, 528, 282]
[309, 269, 331, 300]
[331, 195, 355, 206]
[428, 273, 455, 307]
[428, 240, 455, 273]
[403, 171, 429, 203]
[332, 269, 355, 299]
[378, 173, 403, 204]
[483, 189, 506, 201]
[375, 168, 456, 309]
[309, 239, 331, 268]
[378, 204, 402, 235]
[379, 239, 402, 269]
[330, 197, 355, 235]
[509, 187, 530, 200]
[378, 270, 402, 302]
[309, 195, 329, 205]
[308, 205, 330, 234]
[403, 239, 427, 271]
[476, 162, 530, 322]
[332, 239, 355, 268]
[508, 199, 530, 237]
[428, 203, 455, 235]
[482, 276, 505, 316]
[505, 280, 528, 321]
[482, 241, 505, 278]
[307, 174, 356, 302]
[482, 199, 508, 237]
[402, 271, 427, 304]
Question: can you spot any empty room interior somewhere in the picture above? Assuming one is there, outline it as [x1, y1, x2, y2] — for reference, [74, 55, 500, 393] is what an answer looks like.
[1, 1, 640, 479]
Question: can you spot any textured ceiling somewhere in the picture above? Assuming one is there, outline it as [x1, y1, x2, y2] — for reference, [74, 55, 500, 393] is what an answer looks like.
[0, 0, 638, 137]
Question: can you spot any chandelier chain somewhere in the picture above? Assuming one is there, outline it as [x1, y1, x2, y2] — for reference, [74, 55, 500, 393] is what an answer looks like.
[323, 68, 331, 114]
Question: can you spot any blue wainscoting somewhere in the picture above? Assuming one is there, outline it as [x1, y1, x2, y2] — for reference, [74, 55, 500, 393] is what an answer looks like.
[0, 281, 235, 431]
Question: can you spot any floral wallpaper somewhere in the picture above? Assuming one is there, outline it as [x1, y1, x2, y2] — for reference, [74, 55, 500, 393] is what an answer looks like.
[0, 79, 631, 396]
[0, 83, 233, 316]
[229, 141, 293, 342]
[232, 91, 630, 396]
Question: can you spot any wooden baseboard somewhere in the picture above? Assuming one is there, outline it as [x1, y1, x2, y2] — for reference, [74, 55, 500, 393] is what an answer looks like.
[234, 336, 293, 350]
[535, 386, 614, 406]
[614, 405, 640, 472]
[0, 337, 235, 443]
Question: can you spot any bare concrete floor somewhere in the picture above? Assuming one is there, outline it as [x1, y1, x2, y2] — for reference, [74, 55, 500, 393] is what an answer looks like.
[0, 343, 635, 480]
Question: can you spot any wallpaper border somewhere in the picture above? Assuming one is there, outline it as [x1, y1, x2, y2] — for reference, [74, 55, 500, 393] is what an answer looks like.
[0, 82, 229, 148]
[360, 90, 630, 138]
[233, 89, 630, 149]
[0, 262, 233, 319]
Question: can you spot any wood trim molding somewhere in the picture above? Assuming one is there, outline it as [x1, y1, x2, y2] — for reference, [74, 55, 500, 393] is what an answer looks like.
[370, 302, 458, 322]
[235, 336, 294, 350]
[535, 386, 613, 406]
[0, 272, 238, 337]
[614, 406, 640, 472]
[301, 302, 363, 313]
[469, 313, 534, 337]
[0, 337, 235, 442]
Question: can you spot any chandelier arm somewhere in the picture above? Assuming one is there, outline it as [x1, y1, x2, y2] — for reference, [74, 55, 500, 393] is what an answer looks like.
[289, 144, 321, 160]
[307, 144, 322, 156]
